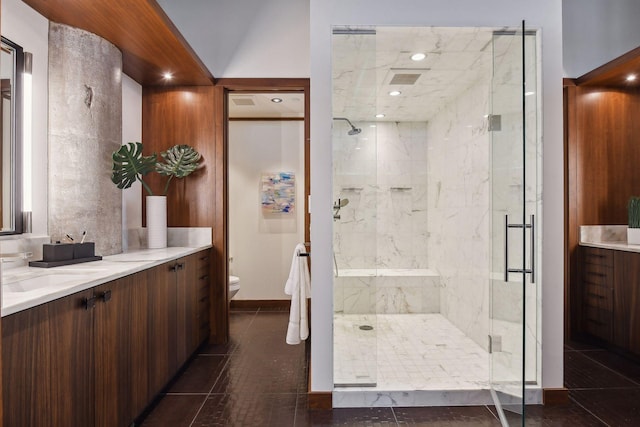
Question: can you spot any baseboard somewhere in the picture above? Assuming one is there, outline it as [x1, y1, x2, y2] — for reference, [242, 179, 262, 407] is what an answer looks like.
[307, 392, 332, 409]
[543, 388, 569, 405]
[230, 299, 290, 310]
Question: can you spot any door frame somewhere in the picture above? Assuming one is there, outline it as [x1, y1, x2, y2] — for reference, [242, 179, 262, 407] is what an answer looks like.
[214, 77, 311, 315]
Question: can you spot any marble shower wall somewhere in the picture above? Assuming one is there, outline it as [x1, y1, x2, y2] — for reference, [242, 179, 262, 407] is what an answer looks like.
[48, 23, 123, 255]
[333, 121, 436, 314]
[426, 80, 491, 351]
[333, 121, 429, 270]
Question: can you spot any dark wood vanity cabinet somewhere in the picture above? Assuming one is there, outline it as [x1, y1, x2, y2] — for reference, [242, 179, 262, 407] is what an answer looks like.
[2, 249, 211, 427]
[612, 251, 640, 353]
[94, 275, 149, 427]
[2, 289, 95, 427]
[580, 247, 614, 341]
[580, 246, 640, 355]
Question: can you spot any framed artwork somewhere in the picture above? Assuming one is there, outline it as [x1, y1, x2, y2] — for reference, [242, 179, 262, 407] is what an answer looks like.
[261, 172, 295, 215]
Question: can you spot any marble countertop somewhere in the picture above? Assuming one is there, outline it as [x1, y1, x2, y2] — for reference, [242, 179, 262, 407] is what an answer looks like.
[579, 225, 640, 253]
[579, 240, 640, 253]
[1, 246, 211, 317]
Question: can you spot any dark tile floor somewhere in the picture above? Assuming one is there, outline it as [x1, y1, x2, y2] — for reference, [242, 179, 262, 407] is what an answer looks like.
[140, 309, 640, 426]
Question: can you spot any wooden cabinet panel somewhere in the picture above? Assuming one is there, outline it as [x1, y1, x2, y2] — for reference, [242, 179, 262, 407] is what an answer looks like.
[147, 263, 177, 399]
[175, 257, 188, 367]
[176, 252, 207, 366]
[2, 301, 53, 426]
[580, 247, 614, 341]
[613, 251, 640, 353]
[3, 289, 94, 427]
[49, 292, 95, 427]
[94, 275, 148, 427]
[197, 250, 212, 344]
[184, 253, 201, 357]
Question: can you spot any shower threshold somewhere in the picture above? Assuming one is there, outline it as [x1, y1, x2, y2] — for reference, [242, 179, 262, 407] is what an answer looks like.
[334, 382, 377, 388]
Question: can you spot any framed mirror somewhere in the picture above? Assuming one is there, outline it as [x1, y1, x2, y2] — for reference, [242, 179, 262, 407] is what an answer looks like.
[1, 36, 24, 235]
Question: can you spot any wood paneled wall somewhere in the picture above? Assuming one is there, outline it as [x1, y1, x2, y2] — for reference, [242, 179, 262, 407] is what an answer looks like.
[565, 82, 640, 339]
[142, 86, 228, 344]
[142, 78, 310, 346]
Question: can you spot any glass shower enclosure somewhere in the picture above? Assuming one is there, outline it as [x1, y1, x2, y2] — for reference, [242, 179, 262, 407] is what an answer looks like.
[331, 25, 541, 423]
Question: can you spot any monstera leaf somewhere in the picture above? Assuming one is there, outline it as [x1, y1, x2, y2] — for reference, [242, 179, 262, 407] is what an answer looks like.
[111, 142, 157, 195]
[156, 144, 202, 195]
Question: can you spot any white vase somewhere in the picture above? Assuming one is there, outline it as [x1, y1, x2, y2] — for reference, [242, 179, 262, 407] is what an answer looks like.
[146, 196, 167, 249]
[628, 227, 640, 245]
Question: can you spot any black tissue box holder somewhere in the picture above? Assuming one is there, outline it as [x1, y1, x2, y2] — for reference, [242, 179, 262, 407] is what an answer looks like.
[43, 243, 74, 262]
[30, 242, 101, 268]
[73, 242, 95, 259]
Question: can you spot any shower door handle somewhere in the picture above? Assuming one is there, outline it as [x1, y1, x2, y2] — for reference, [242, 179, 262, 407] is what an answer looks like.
[504, 214, 535, 283]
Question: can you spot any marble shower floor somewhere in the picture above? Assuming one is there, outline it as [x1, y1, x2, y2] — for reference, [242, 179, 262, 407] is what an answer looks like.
[334, 313, 489, 390]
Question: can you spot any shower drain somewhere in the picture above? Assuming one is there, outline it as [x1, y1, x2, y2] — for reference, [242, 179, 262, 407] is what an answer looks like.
[359, 325, 374, 331]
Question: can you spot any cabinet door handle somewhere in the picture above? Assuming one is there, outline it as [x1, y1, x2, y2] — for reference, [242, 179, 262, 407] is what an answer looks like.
[178, 263, 185, 270]
[100, 290, 112, 303]
[199, 275, 209, 281]
[169, 264, 178, 272]
[199, 256, 209, 262]
[83, 296, 96, 310]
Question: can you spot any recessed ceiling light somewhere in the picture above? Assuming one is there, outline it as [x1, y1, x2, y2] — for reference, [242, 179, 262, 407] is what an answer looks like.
[389, 90, 402, 96]
[525, 91, 535, 96]
[163, 72, 173, 80]
[370, 125, 377, 128]
[410, 53, 426, 61]
[627, 74, 637, 82]
[271, 97, 283, 103]
[375, 113, 385, 118]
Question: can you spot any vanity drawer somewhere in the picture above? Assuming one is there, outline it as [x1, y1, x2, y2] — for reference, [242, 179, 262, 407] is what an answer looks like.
[581, 247, 614, 267]
[583, 279, 613, 341]
[582, 264, 613, 287]
[583, 284, 613, 311]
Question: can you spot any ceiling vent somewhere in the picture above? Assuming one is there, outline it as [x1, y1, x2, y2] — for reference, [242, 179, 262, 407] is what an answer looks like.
[232, 97, 256, 106]
[385, 68, 430, 86]
[389, 74, 421, 85]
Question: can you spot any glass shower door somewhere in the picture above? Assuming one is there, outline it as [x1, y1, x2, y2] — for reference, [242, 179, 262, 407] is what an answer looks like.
[332, 26, 378, 388]
[489, 24, 539, 426]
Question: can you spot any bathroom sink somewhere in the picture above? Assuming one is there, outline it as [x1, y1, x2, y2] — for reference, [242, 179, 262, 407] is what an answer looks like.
[4, 274, 83, 293]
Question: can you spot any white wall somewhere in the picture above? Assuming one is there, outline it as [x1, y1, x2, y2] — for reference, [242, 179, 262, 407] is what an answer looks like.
[229, 120, 305, 300]
[157, 0, 310, 78]
[121, 75, 142, 250]
[1, 0, 48, 237]
[563, 0, 640, 77]
[310, 0, 564, 393]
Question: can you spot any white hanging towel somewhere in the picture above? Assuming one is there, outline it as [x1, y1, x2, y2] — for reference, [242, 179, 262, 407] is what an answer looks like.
[285, 243, 311, 345]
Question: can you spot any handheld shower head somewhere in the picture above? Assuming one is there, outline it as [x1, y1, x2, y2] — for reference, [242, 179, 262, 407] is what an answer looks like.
[334, 198, 349, 209]
[333, 117, 362, 136]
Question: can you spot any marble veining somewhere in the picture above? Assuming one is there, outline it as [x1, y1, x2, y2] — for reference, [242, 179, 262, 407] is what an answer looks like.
[334, 314, 489, 390]
[333, 313, 542, 407]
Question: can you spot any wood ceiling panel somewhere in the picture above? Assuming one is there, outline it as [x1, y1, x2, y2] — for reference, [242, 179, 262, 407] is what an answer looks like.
[23, 0, 214, 86]
[576, 46, 640, 87]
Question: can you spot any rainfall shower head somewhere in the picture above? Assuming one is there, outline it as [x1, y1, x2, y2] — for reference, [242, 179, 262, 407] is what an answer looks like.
[333, 117, 362, 136]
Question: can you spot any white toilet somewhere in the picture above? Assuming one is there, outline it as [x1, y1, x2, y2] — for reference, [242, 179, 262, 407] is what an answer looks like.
[229, 275, 240, 299]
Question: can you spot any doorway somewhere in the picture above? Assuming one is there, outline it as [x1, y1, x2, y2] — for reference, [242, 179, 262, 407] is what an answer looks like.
[220, 79, 310, 308]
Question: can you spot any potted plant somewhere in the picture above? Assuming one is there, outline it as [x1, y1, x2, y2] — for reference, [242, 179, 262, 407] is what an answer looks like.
[111, 142, 202, 248]
[628, 196, 640, 245]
